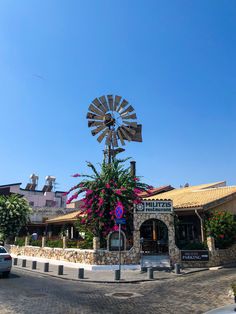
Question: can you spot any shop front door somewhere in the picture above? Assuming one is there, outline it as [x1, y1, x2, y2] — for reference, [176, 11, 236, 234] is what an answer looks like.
[140, 219, 169, 255]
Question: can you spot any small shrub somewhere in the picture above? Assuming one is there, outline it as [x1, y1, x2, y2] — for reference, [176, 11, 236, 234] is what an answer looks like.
[29, 239, 41, 247]
[45, 239, 63, 248]
[66, 240, 78, 249]
[77, 240, 93, 249]
[182, 242, 207, 250]
[14, 238, 25, 246]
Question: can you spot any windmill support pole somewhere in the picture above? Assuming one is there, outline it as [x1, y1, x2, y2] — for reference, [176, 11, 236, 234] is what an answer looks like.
[108, 144, 112, 164]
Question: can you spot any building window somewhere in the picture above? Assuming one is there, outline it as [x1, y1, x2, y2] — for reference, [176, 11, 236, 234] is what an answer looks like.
[45, 200, 56, 207]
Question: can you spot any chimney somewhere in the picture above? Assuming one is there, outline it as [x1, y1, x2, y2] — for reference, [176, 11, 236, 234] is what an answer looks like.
[130, 161, 136, 177]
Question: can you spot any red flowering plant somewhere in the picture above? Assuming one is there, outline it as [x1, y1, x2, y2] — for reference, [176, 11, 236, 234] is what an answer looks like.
[204, 210, 236, 249]
[66, 158, 150, 245]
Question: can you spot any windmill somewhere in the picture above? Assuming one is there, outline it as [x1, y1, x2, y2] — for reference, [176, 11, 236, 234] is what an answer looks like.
[86, 95, 142, 163]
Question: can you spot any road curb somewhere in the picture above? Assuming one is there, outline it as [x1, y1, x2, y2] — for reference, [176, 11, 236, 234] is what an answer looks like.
[12, 265, 213, 284]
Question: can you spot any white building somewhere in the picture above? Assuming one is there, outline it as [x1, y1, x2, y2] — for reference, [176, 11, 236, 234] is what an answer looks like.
[0, 174, 72, 235]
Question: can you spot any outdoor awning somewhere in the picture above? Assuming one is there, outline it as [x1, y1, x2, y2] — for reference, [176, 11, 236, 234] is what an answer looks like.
[45, 210, 82, 224]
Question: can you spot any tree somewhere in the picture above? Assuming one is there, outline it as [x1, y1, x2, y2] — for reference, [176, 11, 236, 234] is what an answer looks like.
[66, 158, 150, 243]
[204, 210, 236, 249]
[0, 194, 31, 241]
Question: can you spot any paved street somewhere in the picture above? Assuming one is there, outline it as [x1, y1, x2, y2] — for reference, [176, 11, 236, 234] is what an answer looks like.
[0, 268, 235, 314]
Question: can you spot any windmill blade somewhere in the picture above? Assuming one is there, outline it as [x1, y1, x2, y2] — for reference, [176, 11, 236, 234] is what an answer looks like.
[121, 112, 137, 120]
[107, 95, 114, 111]
[117, 99, 128, 113]
[130, 124, 143, 142]
[117, 128, 125, 146]
[120, 105, 135, 117]
[91, 124, 107, 136]
[112, 130, 118, 147]
[122, 125, 136, 135]
[113, 95, 122, 111]
[105, 129, 112, 145]
[86, 112, 104, 121]
[119, 126, 132, 141]
[89, 104, 105, 116]
[123, 121, 137, 128]
[88, 120, 104, 128]
[97, 128, 109, 143]
[98, 96, 109, 112]
[92, 98, 107, 113]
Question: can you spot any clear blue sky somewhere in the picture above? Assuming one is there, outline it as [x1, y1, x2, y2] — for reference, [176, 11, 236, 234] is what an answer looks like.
[0, 1, 235, 191]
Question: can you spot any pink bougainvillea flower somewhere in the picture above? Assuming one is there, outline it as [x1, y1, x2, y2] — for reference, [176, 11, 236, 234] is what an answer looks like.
[86, 189, 93, 196]
[134, 188, 142, 194]
[115, 189, 122, 195]
[106, 183, 110, 189]
[133, 177, 140, 181]
[71, 173, 81, 177]
[98, 198, 104, 206]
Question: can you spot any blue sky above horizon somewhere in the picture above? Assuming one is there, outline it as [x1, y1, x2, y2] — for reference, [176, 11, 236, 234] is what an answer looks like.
[0, 1, 235, 192]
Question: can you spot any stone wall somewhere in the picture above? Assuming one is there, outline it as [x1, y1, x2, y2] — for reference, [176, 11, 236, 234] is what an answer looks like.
[9, 243, 236, 268]
[9, 245, 140, 265]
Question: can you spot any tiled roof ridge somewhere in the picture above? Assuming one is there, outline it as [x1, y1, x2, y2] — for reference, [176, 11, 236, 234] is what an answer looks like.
[191, 186, 236, 192]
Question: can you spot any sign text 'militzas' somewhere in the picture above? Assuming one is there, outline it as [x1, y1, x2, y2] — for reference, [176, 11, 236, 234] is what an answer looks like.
[135, 200, 173, 213]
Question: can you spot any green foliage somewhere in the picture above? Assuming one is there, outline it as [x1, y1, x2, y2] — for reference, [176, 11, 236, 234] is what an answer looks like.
[75, 218, 95, 249]
[66, 240, 79, 248]
[29, 239, 41, 247]
[68, 158, 150, 240]
[0, 195, 31, 240]
[45, 239, 63, 248]
[77, 239, 93, 249]
[181, 242, 207, 250]
[14, 237, 25, 246]
[204, 210, 236, 249]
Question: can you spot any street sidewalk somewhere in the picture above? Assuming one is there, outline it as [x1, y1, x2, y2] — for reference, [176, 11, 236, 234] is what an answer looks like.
[11, 254, 209, 283]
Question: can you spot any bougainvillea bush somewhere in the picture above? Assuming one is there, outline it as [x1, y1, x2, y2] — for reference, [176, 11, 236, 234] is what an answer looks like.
[204, 210, 236, 249]
[66, 158, 150, 243]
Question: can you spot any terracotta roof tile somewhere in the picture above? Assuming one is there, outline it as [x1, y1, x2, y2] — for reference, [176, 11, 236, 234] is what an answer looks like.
[144, 181, 236, 209]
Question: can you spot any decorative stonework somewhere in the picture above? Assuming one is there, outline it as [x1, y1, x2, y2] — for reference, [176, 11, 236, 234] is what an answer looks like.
[133, 212, 180, 264]
[9, 243, 236, 268]
[93, 237, 100, 250]
[207, 236, 215, 251]
[107, 230, 126, 251]
[9, 245, 140, 265]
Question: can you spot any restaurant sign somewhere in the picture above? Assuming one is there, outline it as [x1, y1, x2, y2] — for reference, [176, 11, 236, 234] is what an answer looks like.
[181, 250, 209, 261]
[135, 200, 173, 214]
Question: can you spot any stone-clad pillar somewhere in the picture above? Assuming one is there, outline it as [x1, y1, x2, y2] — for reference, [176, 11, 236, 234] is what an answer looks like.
[207, 236, 215, 252]
[93, 237, 100, 250]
